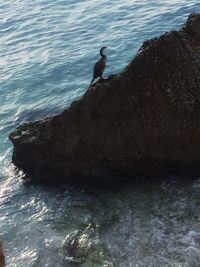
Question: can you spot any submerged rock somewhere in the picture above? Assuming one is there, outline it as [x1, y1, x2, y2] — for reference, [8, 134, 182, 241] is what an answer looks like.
[62, 223, 112, 266]
[9, 13, 200, 184]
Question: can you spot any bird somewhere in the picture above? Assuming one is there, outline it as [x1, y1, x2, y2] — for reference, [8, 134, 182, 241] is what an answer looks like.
[90, 46, 107, 85]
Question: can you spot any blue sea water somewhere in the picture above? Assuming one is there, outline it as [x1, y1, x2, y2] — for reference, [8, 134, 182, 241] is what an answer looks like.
[1, 0, 200, 266]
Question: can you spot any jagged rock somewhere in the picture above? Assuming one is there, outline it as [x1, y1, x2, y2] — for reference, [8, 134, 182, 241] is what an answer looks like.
[9, 13, 200, 184]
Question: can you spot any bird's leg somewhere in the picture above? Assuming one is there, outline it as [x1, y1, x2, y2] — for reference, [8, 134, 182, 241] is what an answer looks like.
[99, 75, 107, 82]
[100, 75, 106, 80]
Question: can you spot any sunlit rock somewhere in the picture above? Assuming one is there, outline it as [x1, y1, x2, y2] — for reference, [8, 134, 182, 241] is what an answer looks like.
[0, 241, 5, 267]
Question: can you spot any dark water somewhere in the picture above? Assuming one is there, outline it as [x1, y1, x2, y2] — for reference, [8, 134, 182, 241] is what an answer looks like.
[1, 0, 200, 266]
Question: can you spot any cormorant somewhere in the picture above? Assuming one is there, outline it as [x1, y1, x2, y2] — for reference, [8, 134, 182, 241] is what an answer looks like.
[90, 46, 107, 85]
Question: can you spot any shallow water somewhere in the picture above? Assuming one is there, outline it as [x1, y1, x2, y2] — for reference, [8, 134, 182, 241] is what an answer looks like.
[1, 0, 200, 266]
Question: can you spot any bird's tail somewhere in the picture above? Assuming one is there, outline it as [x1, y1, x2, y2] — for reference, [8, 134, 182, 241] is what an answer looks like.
[90, 78, 95, 85]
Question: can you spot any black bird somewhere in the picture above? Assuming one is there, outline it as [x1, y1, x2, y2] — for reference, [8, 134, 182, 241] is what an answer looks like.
[90, 46, 107, 85]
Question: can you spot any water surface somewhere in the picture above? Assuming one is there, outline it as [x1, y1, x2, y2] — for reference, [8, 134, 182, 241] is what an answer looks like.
[1, 0, 200, 266]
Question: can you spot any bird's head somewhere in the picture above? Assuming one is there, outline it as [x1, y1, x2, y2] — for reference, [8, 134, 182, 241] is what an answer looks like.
[100, 46, 107, 56]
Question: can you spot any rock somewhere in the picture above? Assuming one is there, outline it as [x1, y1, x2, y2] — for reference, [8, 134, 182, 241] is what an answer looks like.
[63, 224, 96, 263]
[0, 241, 5, 267]
[9, 13, 200, 184]
[62, 223, 112, 266]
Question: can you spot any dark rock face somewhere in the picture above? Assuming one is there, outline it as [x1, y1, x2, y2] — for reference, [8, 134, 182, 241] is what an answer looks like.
[9, 13, 200, 184]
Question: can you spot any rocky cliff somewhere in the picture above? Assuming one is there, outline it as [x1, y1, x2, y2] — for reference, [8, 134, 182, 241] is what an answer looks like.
[9, 13, 200, 184]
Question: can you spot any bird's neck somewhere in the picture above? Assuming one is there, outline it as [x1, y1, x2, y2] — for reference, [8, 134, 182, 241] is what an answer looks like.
[100, 50, 106, 59]
[101, 54, 107, 60]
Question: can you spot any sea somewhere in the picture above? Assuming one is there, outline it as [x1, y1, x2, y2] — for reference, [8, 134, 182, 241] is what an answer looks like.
[1, 0, 200, 266]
